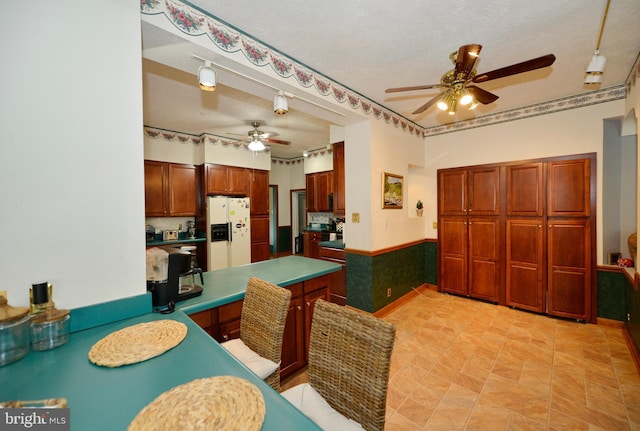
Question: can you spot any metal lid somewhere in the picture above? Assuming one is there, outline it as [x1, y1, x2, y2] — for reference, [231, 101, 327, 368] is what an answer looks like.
[0, 296, 30, 323]
[30, 307, 70, 324]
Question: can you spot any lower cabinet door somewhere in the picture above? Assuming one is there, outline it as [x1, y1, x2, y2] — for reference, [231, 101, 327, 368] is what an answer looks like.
[280, 295, 304, 379]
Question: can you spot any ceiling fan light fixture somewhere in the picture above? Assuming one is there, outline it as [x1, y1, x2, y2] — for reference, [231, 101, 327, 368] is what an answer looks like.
[448, 98, 457, 115]
[459, 92, 474, 106]
[437, 92, 452, 111]
[468, 99, 480, 110]
[248, 137, 265, 152]
[198, 61, 216, 92]
[274, 90, 288, 115]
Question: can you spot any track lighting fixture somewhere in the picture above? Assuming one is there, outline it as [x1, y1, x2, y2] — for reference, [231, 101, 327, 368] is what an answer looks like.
[198, 61, 216, 92]
[274, 90, 288, 115]
[584, 0, 610, 85]
[302, 149, 309, 158]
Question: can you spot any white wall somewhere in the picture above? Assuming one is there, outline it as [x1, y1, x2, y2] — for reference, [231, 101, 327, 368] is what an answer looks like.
[424, 100, 625, 265]
[0, 0, 145, 309]
[342, 119, 425, 250]
[269, 160, 305, 226]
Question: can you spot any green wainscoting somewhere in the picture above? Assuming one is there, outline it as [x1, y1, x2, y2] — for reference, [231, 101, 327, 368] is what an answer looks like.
[597, 270, 628, 321]
[346, 239, 630, 323]
[278, 226, 292, 253]
[346, 241, 427, 312]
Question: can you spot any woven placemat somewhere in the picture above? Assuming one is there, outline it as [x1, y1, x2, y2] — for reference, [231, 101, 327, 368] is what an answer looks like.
[128, 376, 266, 431]
[88, 320, 187, 367]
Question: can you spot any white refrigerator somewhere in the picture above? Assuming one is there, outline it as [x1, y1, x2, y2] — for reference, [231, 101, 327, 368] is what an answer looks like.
[207, 196, 251, 270]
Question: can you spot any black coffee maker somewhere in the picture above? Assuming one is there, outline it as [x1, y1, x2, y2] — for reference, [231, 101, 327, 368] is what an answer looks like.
[146, 247, 202, 313]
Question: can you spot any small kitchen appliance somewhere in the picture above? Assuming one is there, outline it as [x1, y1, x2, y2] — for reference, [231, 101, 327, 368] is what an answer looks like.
[186, 220, 196, 239]
[145, 225, 156, 242]
[146, 247, 202, 313]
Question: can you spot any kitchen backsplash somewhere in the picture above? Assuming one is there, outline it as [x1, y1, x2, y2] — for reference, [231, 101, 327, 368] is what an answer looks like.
[146, 217, 195, 234]
[307, 212, 333, 225]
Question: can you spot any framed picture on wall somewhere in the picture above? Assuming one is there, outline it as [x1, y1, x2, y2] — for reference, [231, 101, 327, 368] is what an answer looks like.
[382, 172, 403, 209]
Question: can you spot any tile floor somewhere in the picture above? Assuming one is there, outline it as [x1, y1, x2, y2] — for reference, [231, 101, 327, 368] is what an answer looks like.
[282, 289, 640, 430]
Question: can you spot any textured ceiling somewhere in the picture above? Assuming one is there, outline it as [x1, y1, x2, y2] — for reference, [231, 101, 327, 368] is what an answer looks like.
[141, 0, 640, 159]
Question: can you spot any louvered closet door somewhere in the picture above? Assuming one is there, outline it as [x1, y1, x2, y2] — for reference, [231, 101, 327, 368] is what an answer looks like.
[439, 217, 468, 296]
[506, 219, 544, 312]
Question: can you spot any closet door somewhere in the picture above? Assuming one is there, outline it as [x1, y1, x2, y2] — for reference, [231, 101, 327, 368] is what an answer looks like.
[468, 218, 500, 302]
[507, 163, 544, 217]
[547, 159, 590, 217]
[506, 219, 544, 312]
[547, 218, 591, 320]
[439, 217, 468, 296]
[468, 167, 500, 215]
[439, 170, 467, 215]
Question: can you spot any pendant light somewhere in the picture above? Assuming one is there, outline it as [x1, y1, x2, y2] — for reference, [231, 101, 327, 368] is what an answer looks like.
[198, 61, 216, 92]
[274, 90, 288, 115]
[584, 0, 610, 85]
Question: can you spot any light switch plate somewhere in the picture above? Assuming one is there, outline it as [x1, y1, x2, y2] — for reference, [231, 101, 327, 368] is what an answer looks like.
[352, 213, 360, 223]
[433, 222, 438, 229]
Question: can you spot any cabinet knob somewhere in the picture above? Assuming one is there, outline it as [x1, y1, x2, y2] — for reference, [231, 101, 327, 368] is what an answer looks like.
[222, 334, 228, 340]
[297, 305, 302, 311]
[306, 302, 311, 307]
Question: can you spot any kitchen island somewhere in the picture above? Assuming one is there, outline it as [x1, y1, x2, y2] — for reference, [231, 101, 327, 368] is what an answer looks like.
[0, 256, 340, 430]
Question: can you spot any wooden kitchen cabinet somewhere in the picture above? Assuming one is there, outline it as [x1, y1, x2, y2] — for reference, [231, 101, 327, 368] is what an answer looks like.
[303, 231, 326, 259]
[438, 166, 499, 216]
[318, 245, 346, 305]
[144, 160, 198, 217]
[332, 141, 345, 217]
[189, 274, 333, 381]
[547, 158, 591, 217]
[306, 171, 334, 212]
[506, 219, 544, 313]
[250, 216, 270, 262]
[205, 164, 249, 196]
[438, 154, 595, 322]
[250, 169, 269, 215]
[547, 218, 591, 320]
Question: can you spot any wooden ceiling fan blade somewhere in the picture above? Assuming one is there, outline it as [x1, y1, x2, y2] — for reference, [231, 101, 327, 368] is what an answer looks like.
[264, 137, 290, 145]
[455, 44, 482, 75]
[412, 94, 442, 115]
[385, 84, 442, 93]
[467, 86, 499, 104]
[472, 54, 556, 83]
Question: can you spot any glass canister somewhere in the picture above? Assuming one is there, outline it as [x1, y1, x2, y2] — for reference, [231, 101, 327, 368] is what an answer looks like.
[0, 296, 31, 367]
[30, 309, 70, 352]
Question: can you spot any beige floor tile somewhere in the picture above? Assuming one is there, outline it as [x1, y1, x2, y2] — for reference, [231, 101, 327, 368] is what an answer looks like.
[282, 291, 640, 430]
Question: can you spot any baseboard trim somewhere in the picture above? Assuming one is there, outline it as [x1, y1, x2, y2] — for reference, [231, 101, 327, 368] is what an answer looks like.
[374, 284, 431, 318]
[596, 317, 625, 328]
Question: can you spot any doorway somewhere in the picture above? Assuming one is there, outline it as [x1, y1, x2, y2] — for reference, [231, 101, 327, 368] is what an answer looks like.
[290, 189, 306, 254]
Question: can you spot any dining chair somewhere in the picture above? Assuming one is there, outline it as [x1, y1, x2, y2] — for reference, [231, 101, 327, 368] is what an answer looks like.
[221, 277, 292, 391]
[281, 299, 396, 431]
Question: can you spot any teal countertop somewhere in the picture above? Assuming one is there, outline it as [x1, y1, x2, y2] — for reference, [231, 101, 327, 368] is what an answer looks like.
[0, 256, 339, 430]
[318, 239, 345, 249]
[146, 235, 206, 246]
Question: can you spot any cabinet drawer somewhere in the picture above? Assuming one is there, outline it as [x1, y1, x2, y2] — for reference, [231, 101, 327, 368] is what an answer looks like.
[319, 247, 345, 262]
[218, 300, 243, 323]
[303, 274, 330, 294]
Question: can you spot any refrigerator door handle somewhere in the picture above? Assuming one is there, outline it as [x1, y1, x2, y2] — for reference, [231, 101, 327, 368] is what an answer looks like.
[228, 221, 232, 242]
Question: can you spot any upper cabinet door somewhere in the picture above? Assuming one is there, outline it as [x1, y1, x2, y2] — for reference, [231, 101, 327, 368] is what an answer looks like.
[168, 163, 197, 216]
[547, 158, 590, 217]
[144, 160, 168, 217]
[468, 167, 500, 216]
[332, 142, 345, 217]
[250, 169, 269, 216]
[439, 169, 467, 215]
[506, 163, 544, 217]
[227, 166, 249, 195]
[206, 164, 229, 195]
